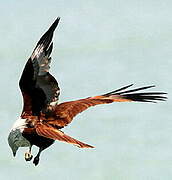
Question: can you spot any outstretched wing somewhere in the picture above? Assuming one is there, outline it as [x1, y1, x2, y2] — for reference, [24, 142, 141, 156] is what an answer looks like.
[19, 17, 60, 117]
[44, 84, 167, 127]
[36, 123, 94, 148]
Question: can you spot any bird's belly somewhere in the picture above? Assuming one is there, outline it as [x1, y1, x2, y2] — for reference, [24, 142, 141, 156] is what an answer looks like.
[23, 132, 55, 149]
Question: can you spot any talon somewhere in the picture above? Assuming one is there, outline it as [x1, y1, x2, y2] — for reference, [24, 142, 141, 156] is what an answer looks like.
[25, 152, 33, 161]
[33, 157, 39, 166]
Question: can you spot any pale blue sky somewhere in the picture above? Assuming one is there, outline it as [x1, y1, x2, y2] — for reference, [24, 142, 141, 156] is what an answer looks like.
[0, 1, 172, 180]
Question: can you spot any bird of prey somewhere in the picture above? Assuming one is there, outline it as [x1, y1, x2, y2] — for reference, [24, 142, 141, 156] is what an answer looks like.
[8, 17, 167, 166]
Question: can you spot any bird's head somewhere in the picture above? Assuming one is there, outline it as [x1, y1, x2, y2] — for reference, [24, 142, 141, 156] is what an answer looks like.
[8, 118, 31, 157]
[8, 130, 19, 157]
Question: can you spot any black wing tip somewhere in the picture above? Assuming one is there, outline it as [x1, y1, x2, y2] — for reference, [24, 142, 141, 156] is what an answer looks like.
[50, 17, 61, 31]
[103, 84, 134, 96]
[41, 17, 61, 40]
[56, 17, 61, 21]
[119, 85, 156, 95]
[33, 17, 61, 55]
[104, 84, 167, 103]
[123, 92, 167, 103]
[104, 84, 156, 96]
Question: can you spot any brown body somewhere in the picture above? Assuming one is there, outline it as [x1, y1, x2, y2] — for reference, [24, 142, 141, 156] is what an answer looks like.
[9, 17, 166, 166]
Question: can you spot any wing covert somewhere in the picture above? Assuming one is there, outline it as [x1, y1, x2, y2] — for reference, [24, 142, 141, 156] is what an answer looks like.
[44, 84, 166, 127]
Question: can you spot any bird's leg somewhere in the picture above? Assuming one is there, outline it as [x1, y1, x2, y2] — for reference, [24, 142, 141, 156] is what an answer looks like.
[33, 147, 43, 166]
[25, 145, 33, 161]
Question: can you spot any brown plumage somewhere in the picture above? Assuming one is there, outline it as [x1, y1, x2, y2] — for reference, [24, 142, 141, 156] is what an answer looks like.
[22, 83, 166, 157]
[40, 84, 166, 128]
[8, 17, 167, 166]
[36, 123, 94, 148]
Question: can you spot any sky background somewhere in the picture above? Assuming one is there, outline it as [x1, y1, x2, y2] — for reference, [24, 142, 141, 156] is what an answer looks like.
[0, 0, 172, 180]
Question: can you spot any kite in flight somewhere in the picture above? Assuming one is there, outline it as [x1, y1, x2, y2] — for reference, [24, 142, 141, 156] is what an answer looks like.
[8, 17, 167, 166]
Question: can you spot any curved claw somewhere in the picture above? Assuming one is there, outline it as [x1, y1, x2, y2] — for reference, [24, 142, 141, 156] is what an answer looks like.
[33, 156, 40, 166]
[25, 152, 33, 161]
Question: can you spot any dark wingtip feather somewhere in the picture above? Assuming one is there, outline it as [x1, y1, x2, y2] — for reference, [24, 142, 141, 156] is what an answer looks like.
[103, 84, 134, 96]
[35, 17, 61, 52]
[49, 17, 60, 32]
[123, 93, 167, 103]
[118, 85, 156, 95]
[104, 84, 167, 103]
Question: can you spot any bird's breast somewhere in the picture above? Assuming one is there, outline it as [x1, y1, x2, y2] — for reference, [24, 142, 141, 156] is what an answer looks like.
[11, 118, 28, 131]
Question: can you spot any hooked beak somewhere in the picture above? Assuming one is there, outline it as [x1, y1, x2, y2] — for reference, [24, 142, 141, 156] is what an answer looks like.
[13, 151, 16, 157]
[12, 147, 18, 157]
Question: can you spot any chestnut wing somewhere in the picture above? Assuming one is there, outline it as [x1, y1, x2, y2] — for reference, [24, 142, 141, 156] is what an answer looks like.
[36, 123, 94, 148]
[44, 84, 166, 127]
